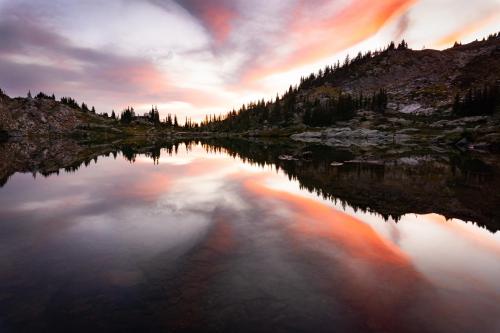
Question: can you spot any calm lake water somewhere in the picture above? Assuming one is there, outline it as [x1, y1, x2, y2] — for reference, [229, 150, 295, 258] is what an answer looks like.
[0, 141, 499, 332]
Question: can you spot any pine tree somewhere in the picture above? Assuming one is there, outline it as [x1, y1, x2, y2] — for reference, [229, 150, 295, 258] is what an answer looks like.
[397, 40, 408, 50]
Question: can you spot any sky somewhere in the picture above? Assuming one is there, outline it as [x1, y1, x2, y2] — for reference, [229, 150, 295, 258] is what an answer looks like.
[0, 0, 499, 121]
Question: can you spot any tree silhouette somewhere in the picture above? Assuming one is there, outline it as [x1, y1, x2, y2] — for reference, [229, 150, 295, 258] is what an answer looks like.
[120, 107, 135, 124]
[453, 85, 499, 116]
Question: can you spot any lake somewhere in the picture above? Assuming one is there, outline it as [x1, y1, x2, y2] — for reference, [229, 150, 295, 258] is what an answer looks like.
[0, 139, 499, 332]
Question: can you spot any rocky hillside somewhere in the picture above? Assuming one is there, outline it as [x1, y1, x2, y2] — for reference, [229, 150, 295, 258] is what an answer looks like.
[0, 91, 180, 140]
[302, 36, 500, 114]
[0, 92, 113, 138]
[200, 34, 500, 134]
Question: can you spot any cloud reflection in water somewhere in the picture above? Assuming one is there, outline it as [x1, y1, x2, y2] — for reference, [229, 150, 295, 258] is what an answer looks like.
[0, 143, 498, 332]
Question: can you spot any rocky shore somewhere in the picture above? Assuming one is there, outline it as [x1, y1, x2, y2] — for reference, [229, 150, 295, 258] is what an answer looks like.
[290, 110, 500, 153]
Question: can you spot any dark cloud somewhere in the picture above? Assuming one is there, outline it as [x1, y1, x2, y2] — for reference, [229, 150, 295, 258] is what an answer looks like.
[172, 0, 237, 13]
[146, 0, 241, 43]
[0, 59, 75, 92]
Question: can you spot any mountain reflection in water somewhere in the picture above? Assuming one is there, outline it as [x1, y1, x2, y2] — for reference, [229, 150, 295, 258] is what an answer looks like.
[0, 139, 499, 333]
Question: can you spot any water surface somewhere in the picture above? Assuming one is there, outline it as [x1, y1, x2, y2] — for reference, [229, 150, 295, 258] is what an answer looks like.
[0, 141, 499, 332]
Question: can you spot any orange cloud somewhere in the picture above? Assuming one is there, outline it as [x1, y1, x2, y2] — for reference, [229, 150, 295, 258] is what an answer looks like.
[241, 176, 443, 331]
[244, 0, 417, 82]
[244, 176, 410, 265]
[241, 175, 500, 332]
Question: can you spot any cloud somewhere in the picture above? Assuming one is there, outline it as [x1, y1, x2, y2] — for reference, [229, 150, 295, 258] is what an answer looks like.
[433, 11, 500, 48]
[171, 0, 240, 44]
[241, 0, 417, 83]
[0, 5, 170, 110]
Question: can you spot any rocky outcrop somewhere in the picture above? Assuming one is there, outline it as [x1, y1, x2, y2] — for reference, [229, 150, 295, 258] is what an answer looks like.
[0, 93, 103, 137]
[291, 127, 410, 148]
[0, 92, 174, 140]
[291, 110, 500, 152]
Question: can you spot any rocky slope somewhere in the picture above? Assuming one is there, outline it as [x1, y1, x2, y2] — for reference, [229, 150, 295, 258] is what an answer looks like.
[0, 92, 177, 140]
[285, 36, 500, 151]
[0, 92, 106, 137]
[303, 37, 500, 114]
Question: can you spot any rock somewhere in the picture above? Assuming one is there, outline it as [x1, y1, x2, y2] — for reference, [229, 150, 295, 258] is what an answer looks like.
[431, 116, 489, 128]
[478, 133, 500, 143]
[291, 131, 322, 139]
[278, 155, 298, 161]
[387, 118, 412, 126]
[470, 143, 491, 151]
[400, 103, 422, 114]
[397, 128, 420, 134]
[345, 159, 384, 165]
[455, 137, 469, 147]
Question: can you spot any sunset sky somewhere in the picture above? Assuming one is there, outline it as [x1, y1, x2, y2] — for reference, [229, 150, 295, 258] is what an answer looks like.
[0, 0, 499, 121]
